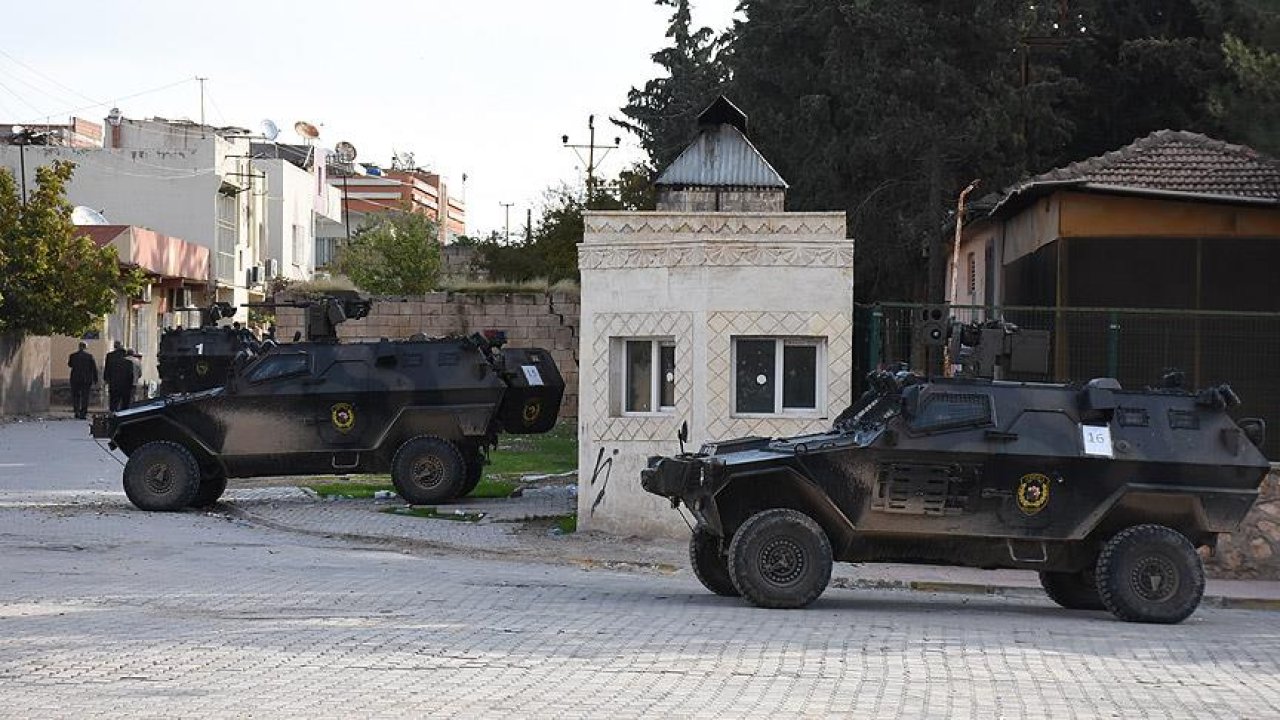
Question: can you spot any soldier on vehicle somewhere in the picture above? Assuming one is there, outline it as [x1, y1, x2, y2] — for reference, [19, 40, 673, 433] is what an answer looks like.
[67, 341, 98, 419]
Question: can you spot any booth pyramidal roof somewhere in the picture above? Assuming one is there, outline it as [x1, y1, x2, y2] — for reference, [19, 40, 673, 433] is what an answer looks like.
[655, 97, 788, 189]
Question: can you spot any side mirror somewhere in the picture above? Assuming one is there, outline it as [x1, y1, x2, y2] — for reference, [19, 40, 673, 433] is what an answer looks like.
[678, 421, 689, 454]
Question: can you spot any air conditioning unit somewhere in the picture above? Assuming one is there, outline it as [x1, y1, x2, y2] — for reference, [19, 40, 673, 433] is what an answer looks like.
[266, 258, 280, 279]
[246, 265, 263, 286]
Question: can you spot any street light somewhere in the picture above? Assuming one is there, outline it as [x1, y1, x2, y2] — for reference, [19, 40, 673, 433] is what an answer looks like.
[8, 125, 46, 206]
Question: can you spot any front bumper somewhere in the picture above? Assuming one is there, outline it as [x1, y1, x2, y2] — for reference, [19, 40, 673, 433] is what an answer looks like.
[640, 455, 708, 499]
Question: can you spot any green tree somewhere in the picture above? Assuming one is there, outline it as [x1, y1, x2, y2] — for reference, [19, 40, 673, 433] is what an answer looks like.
[616, 0, 731, 171]
[0, 161, 140, 337]
[333, 211, 442, 295]
[478, 166, 657, 284]
[723, 0, 1071, 300]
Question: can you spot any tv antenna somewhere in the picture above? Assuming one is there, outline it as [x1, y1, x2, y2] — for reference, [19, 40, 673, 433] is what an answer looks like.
[259, 119, 280, 141]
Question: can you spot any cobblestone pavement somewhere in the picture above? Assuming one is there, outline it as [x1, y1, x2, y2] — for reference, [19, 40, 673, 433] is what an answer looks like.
[4, 419, 1280, 717]
[2, 505, 1280, 720]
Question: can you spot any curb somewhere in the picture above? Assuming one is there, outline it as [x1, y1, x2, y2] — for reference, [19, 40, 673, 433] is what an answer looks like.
[220, 497, 1280, 613]
[834, 576, 1280, 611]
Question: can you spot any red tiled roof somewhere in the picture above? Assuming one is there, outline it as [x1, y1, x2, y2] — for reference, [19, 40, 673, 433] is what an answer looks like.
[996, 130, 1280, 213]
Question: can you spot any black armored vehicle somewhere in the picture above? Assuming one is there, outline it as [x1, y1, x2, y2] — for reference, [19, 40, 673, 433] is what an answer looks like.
[157, 302, 262, 395]
[93, 296, 564, 512]
[642, 322, 1269, 624]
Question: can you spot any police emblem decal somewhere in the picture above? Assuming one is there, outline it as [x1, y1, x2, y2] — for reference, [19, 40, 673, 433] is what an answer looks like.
[522, 399, 542, 425]
[1015, 473, 1051, 515]
[331, 402, 356, 433]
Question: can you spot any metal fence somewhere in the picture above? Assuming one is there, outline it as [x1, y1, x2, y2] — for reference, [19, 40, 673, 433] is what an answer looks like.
[856, 303, 1280, 458]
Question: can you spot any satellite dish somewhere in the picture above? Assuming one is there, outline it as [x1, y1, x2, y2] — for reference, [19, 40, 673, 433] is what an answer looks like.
[393, 151, 415, 170]
[260, 119, 280, 141]
[334, 141, 357, 163]
[72, 206, 110, 226]
[293, 120, 320, 141]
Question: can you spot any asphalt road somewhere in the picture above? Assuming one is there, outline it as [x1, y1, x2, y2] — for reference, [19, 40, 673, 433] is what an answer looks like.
[2, 418, 1279, 719]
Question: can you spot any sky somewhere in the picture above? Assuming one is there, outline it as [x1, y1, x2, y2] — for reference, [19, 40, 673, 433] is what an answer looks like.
[0, 0, 740, 238]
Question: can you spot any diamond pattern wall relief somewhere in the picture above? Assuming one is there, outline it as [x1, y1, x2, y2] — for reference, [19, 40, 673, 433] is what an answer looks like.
[588, 312, 695, 442]
[705, 311, 854, 439]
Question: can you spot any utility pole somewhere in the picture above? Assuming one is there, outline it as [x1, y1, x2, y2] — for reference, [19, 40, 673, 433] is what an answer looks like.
[525, 208, 533, 245]
[561, 115, 620, 208]
[500, 202, 514, 245]
[196, 76, 208, 135]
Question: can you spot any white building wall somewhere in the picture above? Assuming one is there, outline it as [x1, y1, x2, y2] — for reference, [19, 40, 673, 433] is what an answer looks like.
[577, 211, 854, 537]
[255, 159, 342, 281]
[0, 130, 263, 316]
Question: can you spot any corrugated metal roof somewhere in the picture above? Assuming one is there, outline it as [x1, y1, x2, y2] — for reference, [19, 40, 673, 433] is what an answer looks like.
[655, 124, 789, 189]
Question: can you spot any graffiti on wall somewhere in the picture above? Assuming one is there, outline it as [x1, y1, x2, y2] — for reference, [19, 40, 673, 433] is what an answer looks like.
[589, 446, 619, 515]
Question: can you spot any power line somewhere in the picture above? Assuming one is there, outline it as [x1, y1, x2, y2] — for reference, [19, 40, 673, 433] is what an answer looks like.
[0, 49, 101, 108]
[16, 76, 195, 125]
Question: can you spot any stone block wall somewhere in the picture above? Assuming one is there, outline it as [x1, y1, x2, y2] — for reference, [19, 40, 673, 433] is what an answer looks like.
[0, 334, 50, 415]
[274, 292, 580, 418]
[1206, 471, 1280, 579]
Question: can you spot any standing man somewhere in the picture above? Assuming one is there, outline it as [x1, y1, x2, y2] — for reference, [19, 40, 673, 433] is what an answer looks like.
[103, 341, 132, 412]
[67, 341, 98, 419]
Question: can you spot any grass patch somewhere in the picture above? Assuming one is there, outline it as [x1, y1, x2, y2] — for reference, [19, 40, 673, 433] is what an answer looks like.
[470, 478, 519, 499]
[552, 514, 577, 534]
[383, 506, 485, 522]
[306, 476, 520, 500]
[305, 478, 391, 499]
[488, 423, 577, 478]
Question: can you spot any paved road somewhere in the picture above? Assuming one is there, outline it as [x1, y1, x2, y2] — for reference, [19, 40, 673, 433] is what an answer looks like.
[2, 419, 1280, 718]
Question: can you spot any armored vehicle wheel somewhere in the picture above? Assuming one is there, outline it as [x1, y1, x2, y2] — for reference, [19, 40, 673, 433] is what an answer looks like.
[122, 441, 200, 511]
[189, 472, 227, 508]
[728, 509, 832, 609]
[392, 436, 466, 504]
[458, 447, 485, 497]
[1097, 524, 1205, 624]
[1039, 569, 1104, 610]
[690, 527, 740, 597]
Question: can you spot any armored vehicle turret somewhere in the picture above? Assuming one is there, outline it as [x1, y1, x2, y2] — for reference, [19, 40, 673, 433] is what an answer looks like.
[157, 302, 259, 395]
[94, 302, 564, 511]
[642, 322, 1270, 624]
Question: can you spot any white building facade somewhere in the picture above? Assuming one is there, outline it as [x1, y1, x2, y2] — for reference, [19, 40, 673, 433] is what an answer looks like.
[576, 98, 855, 537]
[1, 117, 341, 315]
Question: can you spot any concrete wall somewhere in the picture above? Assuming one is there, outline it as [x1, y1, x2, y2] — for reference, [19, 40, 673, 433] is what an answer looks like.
[0, 334, 50, 415]
[274, 292, 580, 418]
[577, 211, 854, 538]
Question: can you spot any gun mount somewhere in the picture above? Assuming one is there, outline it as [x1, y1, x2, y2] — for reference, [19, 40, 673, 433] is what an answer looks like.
[246, 290, 372, 343]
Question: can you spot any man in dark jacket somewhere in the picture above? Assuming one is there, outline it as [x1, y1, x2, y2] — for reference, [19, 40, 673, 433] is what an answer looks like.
[67, 342, 98, 419]
[103, 341, 133, 411]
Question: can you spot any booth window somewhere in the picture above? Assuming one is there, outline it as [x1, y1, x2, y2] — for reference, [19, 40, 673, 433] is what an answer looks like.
[733, 337, 824, 416]
[616, 338, 676, 415]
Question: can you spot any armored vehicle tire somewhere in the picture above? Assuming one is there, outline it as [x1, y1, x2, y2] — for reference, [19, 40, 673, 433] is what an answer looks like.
[1096, 524, 1205, 624]
[690, 527, 740, 597]
[1039, 569, 1104, 611]
[458, 448, 484, 497]
[189, 473, 228, 508]
[728, 508, 832, 609]
[122, 441, 201, 511]
[391, 436, 466, 504]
